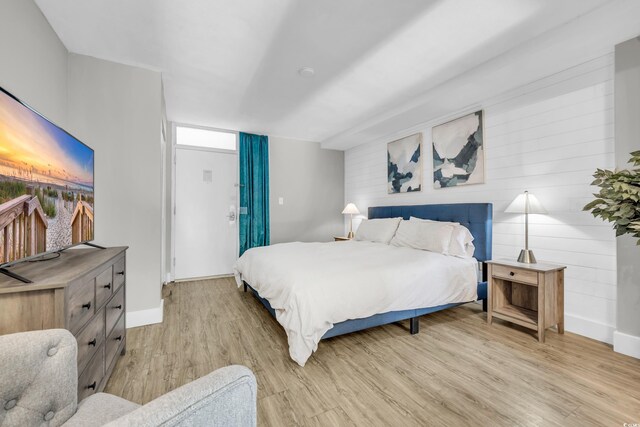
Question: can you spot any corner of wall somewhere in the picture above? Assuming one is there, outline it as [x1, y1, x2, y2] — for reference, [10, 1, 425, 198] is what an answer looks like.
[127, 299, 164, 328]
[613, 330, 640, 359]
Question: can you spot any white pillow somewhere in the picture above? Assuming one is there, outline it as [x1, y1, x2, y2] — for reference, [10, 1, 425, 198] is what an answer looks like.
[463, 241, 476, 258]
[451, 227, 475, 258]
[354, 218, 402, 244]
[390, 220, 455, 254]
[409, 216, 475, 258]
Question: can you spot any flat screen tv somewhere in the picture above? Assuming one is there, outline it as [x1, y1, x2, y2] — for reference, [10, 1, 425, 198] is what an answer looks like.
[0, 86, 94, 268]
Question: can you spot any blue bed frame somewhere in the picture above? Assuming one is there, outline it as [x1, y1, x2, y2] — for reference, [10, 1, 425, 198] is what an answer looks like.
[244, 203, 493, 339]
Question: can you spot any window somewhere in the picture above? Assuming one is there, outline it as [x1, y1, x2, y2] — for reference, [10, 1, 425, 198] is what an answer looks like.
[176, 126, 236, 151]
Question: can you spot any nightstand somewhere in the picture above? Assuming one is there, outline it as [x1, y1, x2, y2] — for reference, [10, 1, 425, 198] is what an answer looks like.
[487, 260, 566, 342]
[334, 236, 351, 242]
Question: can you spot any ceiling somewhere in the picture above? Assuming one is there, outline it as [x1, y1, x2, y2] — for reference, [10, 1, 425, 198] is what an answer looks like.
[35, 0, 621, 148]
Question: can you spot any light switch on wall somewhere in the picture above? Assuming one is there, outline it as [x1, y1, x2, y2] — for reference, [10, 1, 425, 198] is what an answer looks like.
[278, 197, 284, 205]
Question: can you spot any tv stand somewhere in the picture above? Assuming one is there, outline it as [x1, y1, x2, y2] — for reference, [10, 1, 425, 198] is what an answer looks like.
[0, 268, 32, 284]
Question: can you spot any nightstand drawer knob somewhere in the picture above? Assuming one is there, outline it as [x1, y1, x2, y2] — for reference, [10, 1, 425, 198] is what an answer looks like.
[509, 271, 515, 276]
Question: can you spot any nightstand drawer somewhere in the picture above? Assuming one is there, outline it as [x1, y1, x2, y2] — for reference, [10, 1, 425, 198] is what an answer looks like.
[492, 265, 538, 285]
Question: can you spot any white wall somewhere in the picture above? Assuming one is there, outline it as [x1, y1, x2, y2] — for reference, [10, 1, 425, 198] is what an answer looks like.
[0, 0, 68, 126]
[270, 137, 344, 243]
[345, 54, 616, 343]
[163, 122, 173, 283]
[160, 82, 169, 285]
[67, 54, 164, 322]
[1, 1, 165, 327]
[614, 37, 640, 358]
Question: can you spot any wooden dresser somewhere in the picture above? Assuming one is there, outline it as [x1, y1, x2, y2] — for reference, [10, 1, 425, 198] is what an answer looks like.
[0, 247, 127, 400]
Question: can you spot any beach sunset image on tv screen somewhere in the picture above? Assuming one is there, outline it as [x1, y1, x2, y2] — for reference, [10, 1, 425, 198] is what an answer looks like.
[0, 87, 94, 264]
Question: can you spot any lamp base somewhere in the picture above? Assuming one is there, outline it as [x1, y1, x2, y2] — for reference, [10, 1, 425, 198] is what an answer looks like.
[346, 231, 355, 239]
[517, 249, 537, 264]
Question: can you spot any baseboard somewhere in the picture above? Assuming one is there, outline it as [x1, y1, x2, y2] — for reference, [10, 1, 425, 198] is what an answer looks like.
[126, 299, 164, 328]
[173, 273, 233, 283]
[564, 313, 614, 344]
[613, 330, 640, 359]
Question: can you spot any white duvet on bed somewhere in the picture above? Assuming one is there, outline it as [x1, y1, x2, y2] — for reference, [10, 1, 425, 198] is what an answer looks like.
[233, 240, 478, 366]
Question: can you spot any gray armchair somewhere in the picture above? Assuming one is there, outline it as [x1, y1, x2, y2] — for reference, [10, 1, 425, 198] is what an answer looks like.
[0, 329, 257, 426]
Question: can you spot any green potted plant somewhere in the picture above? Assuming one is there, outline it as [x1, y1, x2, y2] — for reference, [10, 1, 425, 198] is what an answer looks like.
[584, 151, 640, 244]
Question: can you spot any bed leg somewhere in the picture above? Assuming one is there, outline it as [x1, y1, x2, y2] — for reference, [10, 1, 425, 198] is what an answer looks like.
[243, 282, 247, 293]
[482, 298, 487, 312]
[410, 317, 419, 335]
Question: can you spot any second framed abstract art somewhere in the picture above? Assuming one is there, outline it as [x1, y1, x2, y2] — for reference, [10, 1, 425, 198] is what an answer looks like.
[432, 110, 484, 189]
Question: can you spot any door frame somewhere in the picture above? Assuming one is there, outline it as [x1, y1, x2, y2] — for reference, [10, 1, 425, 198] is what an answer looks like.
[170, 122, 240, 282]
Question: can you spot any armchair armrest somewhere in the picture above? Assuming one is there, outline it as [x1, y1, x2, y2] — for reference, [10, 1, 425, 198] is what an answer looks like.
[106, 365, 257, 427]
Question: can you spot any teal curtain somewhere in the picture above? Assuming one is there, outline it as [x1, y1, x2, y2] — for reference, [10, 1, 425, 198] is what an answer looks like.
[239, 132, 270, 256]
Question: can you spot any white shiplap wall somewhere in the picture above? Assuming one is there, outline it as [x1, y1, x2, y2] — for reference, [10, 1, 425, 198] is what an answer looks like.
[345, 54, 616, 343]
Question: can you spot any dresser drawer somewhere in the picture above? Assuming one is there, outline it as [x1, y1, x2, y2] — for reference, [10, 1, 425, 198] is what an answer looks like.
[113, 257, 126, 291]
[78, 343, 105, 402]
[492, 265, 538, 286]
[67, 278, 96, 335]
[106, 313, 125, 371]
[106, 285, 125, 335]
[76, 308, 105, 375]
[95, 266, 113, 308]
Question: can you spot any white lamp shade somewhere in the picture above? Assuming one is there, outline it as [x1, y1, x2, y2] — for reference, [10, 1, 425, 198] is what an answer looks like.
[342, 203, 360, 215]
[505, 191, 547, 214]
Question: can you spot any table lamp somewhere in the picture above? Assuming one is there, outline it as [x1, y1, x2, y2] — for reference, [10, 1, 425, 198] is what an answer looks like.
[342, 203, 360, 239]
[505, 191, 547, 263]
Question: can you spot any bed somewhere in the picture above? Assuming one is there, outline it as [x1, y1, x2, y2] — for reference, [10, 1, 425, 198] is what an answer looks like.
[234, 203, 492, 366]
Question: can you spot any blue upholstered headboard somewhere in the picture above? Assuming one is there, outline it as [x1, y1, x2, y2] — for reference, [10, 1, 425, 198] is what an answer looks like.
[368, 203, 493, 262]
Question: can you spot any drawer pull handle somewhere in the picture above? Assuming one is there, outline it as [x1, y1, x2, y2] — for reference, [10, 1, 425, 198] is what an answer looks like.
[116, 271, 125, 276]
[82, 301, 92, 310]
[88, 338, 97, 347]
[87, 381, 96, 390]
[104, 283, 111, 290]
[509, 271, 515, 276]
[115, 335, 123, 342]
[114, 304, 122, 310]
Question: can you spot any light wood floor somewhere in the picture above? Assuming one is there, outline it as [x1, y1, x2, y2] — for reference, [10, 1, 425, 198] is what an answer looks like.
[105, 278, 640, 426]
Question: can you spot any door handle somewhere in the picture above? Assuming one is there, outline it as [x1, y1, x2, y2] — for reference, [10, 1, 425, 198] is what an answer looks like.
[227, 211, 236, 221]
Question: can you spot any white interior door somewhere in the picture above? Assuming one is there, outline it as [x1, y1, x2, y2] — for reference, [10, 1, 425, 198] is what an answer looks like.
[175, 147, 237, 280]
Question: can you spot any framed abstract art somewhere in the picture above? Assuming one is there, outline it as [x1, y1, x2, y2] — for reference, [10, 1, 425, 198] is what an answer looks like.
[432, 110, 484, 189]
[387, 133, 422, 194]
